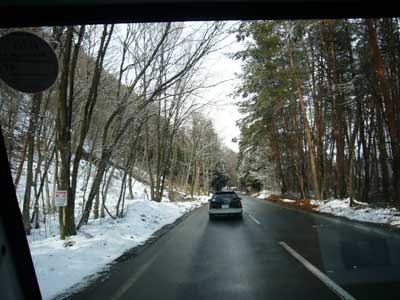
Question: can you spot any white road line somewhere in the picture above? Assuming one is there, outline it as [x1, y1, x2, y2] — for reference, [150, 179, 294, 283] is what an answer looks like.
[279, 242, 356, 300]
[248, 213, 261, 225]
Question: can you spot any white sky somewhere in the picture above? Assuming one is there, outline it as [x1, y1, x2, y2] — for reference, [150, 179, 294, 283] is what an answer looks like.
[200, 26, 244, 153]
[113, 22, 245, 153]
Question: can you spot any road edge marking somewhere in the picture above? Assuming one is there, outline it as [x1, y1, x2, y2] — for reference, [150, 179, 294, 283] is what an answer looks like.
[248, 213, 261, 225]
[279, 241, 356, 300]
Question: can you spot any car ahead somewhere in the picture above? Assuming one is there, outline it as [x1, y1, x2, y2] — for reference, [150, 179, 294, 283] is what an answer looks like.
[208, 191, 243, 220]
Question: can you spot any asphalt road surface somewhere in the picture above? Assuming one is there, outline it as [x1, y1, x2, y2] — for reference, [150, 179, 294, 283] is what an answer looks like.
[65, 194, 400, 300]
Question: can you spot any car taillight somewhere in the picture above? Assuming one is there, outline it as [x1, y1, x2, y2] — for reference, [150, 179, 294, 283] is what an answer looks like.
[239, 201, 243, 208]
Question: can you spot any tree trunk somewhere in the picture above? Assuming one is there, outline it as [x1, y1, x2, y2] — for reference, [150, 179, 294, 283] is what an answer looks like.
[57, 27, 75, 239]
[14, 133, 29, 187]
[78, 150, 112, 228]
[22, 92, 42, 234]
[373, 94, 390, 199]
[366, 19, 400, 205]
[288, 41, 322, 200]
[268, 121, 287, 194]
[93, 191, 100, 219]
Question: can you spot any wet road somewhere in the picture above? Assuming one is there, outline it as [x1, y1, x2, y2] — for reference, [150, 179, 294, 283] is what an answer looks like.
[65, 195, 400, 300]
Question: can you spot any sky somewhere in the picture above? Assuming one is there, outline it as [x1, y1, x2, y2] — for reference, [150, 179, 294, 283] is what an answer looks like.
[200, 25, 244, 153]
[113, 22, 245, 153]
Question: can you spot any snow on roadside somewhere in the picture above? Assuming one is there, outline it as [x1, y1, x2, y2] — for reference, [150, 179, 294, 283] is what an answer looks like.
[281, 199, 296, 203]
[256, 190, 271, 199]
[311, 198, 400, 228]
[14, 159, 209, 300]
[31, 197, 208, 300]
[255, 188, 400, 229]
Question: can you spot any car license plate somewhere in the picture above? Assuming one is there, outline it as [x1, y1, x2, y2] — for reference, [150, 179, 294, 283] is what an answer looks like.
[221, 204, 229, 209]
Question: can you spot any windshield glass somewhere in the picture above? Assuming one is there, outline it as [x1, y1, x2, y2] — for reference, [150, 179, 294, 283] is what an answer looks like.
[214, 193, 238, 200]
[1, 18, 400, 300]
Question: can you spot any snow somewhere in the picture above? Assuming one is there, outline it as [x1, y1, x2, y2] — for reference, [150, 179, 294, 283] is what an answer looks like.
[30, 197, 207, 300]
[256, 190, 271, 199]
[14, 159, 209, 300]
[254, 187, 400, 229]
[311, 198, 400, 228]
[282, 199, 296, 203]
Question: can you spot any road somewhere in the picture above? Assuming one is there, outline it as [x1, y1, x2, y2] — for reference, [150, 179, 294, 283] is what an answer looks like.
[65, 195, 400, 300]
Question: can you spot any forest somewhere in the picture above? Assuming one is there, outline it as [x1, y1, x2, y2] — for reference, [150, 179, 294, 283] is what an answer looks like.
[236, 19, 400, 207]
[0, 23, 237, 239]
[2, 18, 400, 241]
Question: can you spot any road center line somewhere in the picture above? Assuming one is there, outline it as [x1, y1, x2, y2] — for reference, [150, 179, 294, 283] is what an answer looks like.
[248, 213, 261, 225]
[279, 242, 356, 300]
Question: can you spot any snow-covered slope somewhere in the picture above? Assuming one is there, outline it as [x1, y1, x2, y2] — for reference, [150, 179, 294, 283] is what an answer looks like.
[14, 159, 209, 300]
[32, 197, 208, 300]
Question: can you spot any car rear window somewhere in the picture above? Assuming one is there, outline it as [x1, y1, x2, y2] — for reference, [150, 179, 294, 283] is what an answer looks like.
[214, 193, 238, 200]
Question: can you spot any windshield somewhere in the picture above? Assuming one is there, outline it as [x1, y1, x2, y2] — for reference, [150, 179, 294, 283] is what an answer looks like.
[213, 193, 238, 200]
[1, 18, 400, 300]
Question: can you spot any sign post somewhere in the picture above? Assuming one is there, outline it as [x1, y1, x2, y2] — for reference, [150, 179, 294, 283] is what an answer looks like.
[55, 190, 68, 207]
[55, 190, 68, 240]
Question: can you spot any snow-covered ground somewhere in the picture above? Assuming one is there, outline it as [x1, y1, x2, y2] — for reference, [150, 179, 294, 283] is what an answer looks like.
[256, 190, 400, 229]
[281, 199, 296, 203]
[311, 198, 400, 228]
[254, 190, 271, 199]
[14, 159, 209, 300]
[31, 197, 208, 300]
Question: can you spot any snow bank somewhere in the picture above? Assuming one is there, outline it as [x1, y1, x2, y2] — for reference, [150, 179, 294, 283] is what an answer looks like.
[282, 199, 296, 203]
[255, 189, 400, 229]
[30, 197, 207, 300]
[15, 159, 208, 300]
[311, 198, 400, 228]
[256, 190, 271, 199]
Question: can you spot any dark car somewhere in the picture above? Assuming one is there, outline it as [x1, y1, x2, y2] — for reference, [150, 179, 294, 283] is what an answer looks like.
[208, 191, 243, 220]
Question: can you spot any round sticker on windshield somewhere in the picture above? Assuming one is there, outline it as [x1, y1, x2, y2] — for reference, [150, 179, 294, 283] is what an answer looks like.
[0, 31, 58, 93]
